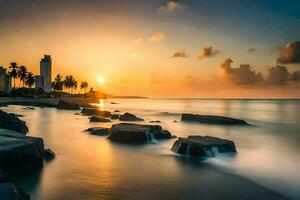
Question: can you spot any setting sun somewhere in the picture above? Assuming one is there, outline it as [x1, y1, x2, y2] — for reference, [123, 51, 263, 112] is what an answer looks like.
[97, 76, 105, 85]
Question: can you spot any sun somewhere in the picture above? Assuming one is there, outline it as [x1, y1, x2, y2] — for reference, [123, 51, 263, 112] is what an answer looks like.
[97, 76, 105, 85]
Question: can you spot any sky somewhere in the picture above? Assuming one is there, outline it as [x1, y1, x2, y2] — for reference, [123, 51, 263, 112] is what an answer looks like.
[0, 0, 300, 98]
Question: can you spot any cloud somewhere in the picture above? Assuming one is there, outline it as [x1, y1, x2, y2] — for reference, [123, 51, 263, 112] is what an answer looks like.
[220, 58, 263, 84]
[290, 71, 300, 81]
[266, 65, 290, 85]
[277, 41, 300, 64]
[158, 1, 182, 13]
[173, 50, 188, 58]
[149, 32, 165, 42]
[247, 48, 256, 53]
[198, 46, 219, 59]
[132, 38, 143, 45]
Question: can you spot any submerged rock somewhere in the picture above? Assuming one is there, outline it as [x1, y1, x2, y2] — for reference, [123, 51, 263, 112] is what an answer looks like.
[0, 183, 30, 200]
[150, 120, 162, 123]
[108, 123, 173, 143]
[0, 129, 44, 170]
[57, 100, 81, 110]
[44, 148, 55, 160]
[171, 135, 237, 157]
[85, 127, 109, 136]
[181, 113, 249, 125]
[81, 108, 111, 117]
[89, 116, 111, 122]
[119, 113, 144, 122]
[110, 114, 120, 120]
[0, 110, 29, 134]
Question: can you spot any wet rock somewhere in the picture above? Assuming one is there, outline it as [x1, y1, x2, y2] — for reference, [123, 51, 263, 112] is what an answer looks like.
[85, 127, 109, 136]
[110, 102, 118, 104]
[0, 110, 29, 134]
[181, 114, 249, 125]
[119, 113, 144, 122]
[110, 114, 120, 120]
[150, 120, 162, 123]
[89, 116, 111, 122]
[44, 148, 55, 160]
[0, 183, 30, 200]
[171, 135, 237, 157]
[108, 123, 173, 143]
[23, 106, 35, 110]
[81, 108, 111, 117]
[57, 100, 81, 110]
[0, 129, 44, 170]
[114, 110, 120, 113]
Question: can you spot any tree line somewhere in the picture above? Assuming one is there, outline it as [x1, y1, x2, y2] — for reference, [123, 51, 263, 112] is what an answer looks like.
[4, 62, 89, 95]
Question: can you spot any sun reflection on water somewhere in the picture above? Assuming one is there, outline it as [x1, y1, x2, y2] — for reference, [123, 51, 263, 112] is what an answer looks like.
[99, 99, 105, 110]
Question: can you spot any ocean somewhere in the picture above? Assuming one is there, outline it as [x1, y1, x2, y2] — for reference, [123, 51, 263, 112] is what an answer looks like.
[2, 99, 300, 200]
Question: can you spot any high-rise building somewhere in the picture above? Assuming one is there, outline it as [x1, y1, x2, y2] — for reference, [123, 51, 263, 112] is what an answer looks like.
[40, 55, 52, 92]
[0, 66, 11, 94]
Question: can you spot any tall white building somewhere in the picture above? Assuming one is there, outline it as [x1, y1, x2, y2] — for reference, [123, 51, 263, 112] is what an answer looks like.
[40, 55, 52, 92]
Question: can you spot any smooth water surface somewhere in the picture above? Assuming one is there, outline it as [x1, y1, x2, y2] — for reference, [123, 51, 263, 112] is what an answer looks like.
[2, 99, 300, 200]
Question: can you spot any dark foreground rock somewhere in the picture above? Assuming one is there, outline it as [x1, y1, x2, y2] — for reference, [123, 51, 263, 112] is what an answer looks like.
[171, 135, 237, 157]
[57, 100, 81, 110]
[81, 108, 111, 117]
[110, 114, 120, 120]
[0, 183, 30, 200]
[85, 127, 109, 136]
[44, 148, 55, 160]
[89, 116, 111, 122]
[181, 113, 249, 125]
[0, 129, 44, 170]
[0, 110, 29, 134]
[119, 113, 144, 122]
[108, 123, 173, 142]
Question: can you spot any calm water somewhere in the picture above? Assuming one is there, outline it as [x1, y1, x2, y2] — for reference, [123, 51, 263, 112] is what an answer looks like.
[2, 99, 300, 200]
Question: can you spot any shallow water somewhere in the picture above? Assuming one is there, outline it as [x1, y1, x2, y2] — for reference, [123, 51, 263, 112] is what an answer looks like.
[2, 99, 300, 200]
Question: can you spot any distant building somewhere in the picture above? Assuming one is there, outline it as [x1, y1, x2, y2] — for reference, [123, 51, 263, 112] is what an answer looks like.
[39, 55, 52, 92]
[34, 75, 44, 90]
[0, 66, 11, 94]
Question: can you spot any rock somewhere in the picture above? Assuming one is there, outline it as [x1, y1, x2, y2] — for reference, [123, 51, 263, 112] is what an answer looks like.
[119, 113, 144, 122]
[89, 116, 111, 122]
[150, 120, 162, 123]
[0, 183, 30, 200]
[85, 127, 109, 136]
[114, 110, 120, 113]
[23, 106, 35, 110]
[0, 110, 29, 134]
[44, 148, 55, 160]
[8, 113, 25, 118]
[110, 114, 120, 120]
[110, 102, 118, 104]
[57, 100, 81, 110]
[181, 113, 249, 125]
[108, 123, 173, 143]
[0, 129, 44, 170]
[171, 135, 237, 157]
[81, 108, 111, 117]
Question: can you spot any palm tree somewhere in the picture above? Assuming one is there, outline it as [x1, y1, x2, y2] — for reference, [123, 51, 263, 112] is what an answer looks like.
[80, 81, 89, 97]
[18, 65, 28, 88]
[25, 72, 35, 95]
[73, 80, 78, 94]
[9, 62, 18, 89]
[52, 74, 64, 96]
[64, 75, 75, 94]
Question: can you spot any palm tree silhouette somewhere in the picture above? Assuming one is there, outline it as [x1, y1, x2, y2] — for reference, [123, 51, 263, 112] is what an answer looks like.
[18, 65, 28, 88]
[9, 62, 18, 89]
[80, 81, 89, 97]
[52, 74, 64, 97]
[25, 72, 35, 95]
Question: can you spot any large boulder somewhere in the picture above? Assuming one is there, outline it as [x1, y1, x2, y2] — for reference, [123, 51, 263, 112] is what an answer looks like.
[81, 108, 111, 117]
[0, 110, 29, 134]
[0, 183, 30, 200]
[108, 123, 173, 143]
[181, 113, 249, 125]
[0, 129, 44, 170]
[44, 148, 55, 161]
[119, 113, 144, 122]
[57, 100, 81, 110]
[171, 135, 237, 157]
[85, 127, 109, 136]
[89, 116, 111, 122]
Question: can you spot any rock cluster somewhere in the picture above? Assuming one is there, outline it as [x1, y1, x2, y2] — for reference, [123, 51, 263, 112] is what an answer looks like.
[181, 113, 249, 125]
[0, 110, 29, 134]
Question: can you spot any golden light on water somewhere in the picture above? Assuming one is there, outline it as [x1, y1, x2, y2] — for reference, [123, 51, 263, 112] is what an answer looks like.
[99, 99, 105, 110]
